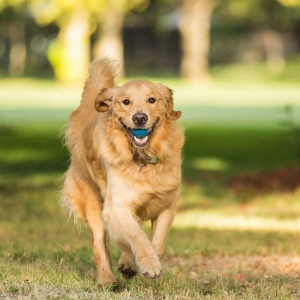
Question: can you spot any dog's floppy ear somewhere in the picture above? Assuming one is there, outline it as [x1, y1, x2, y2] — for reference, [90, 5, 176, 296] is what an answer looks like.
[95, 88, 116, 112]
[156, 84, 181, 120]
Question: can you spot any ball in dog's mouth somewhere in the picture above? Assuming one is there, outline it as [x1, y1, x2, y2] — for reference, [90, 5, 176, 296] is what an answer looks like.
[120, 119, 158, 148]
[131, 128, 148, 138]
[131, 129, 149, 147]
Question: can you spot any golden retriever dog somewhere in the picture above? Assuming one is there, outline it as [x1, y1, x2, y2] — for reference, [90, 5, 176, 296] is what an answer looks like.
[62, 57, 184, 286]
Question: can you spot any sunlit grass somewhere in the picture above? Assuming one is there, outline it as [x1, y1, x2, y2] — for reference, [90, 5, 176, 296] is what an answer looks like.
[0, 97, 300, 297]
[1, 57, 300, 110]
[211, 55, 300, 84]
[174, 211, 300, 232]
[189, 157, 232, 171]
[0, 78, 82, 109]
[1, 80, 300, 110]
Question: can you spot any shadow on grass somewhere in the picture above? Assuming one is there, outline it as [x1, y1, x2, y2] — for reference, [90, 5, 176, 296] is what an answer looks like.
[0, 123, 69, 176]
[1, 123, 299, 202]
[183, 125, 296, 178]
[1, 123, 296, 175]
[182, 125, 299, 203]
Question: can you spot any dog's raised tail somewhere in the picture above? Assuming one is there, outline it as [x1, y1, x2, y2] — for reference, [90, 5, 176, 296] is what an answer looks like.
[81, 57, 119, 104]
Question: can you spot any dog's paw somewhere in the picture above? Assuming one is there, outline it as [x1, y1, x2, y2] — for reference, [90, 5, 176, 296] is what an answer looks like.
[97, 271, 118, 287]
[118, 252, 137, 279]
[136, 253, 162, 279]
[118, 265, 137, 279]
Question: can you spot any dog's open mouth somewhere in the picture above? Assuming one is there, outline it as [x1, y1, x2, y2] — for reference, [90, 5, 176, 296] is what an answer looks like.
[120, 119, 158, 147]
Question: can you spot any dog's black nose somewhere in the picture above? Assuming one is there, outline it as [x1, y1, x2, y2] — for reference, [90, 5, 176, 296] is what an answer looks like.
[132, 113, 148, 127]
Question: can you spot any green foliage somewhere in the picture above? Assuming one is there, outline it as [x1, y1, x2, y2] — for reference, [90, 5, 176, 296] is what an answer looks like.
[215, 0, 300, 30]
[28, 0, 149, 26]
[27, 0, 150, 83]
[279, 0, 300, 6]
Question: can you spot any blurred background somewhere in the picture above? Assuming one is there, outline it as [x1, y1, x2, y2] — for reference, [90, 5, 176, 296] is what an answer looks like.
[0, 0, 300, 82]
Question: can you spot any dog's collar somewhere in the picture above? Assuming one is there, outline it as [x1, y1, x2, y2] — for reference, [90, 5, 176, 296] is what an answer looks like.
[133, 151, 159, 168]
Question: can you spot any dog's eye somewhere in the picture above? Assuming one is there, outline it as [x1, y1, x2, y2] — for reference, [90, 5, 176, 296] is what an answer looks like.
[148, 97, 156, 104]
[123, 99, 130, 105]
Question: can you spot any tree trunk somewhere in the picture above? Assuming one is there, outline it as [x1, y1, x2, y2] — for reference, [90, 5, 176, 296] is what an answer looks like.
[93, 1, 125, 78]
[178, 0, 218, 84]
[9, 20, 26, 77]
[48, 10, 90, 83]
[261, 29, 285, 75]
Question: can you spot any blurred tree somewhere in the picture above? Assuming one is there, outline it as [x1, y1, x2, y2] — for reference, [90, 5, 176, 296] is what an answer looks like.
[177, 0, 219, 83]
[216, 0, 300, 31]
[139, 0, 219, 83]
[93, 0, 125, 77]
[278, 0, 300, 5]
[29, 0, 149, 83]
[0, 1, 27, 76]
[92, 0, 149, 78]
[215, 0, 300, 74]
[29, 0, 99, 83]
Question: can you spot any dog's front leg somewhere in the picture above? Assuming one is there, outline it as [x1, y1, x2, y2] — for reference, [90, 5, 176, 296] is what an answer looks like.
[151, 205, 176, 258]
[103, 204, 162, 278]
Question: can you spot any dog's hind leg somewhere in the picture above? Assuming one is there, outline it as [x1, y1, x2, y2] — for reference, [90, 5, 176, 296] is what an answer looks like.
[86, 207, 117, 286]
[63, 169, 117, 286]
[118, 250, 137, 279]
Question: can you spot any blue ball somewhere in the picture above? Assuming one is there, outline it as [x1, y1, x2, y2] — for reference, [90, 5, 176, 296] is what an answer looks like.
[131, 129, 148, 138]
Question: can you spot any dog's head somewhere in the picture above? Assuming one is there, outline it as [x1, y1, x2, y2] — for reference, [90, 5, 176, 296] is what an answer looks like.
[95, 80, 181, 148]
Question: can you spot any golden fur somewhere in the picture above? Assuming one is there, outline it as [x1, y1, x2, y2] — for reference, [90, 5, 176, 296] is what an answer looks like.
[62, 57, 184, 285]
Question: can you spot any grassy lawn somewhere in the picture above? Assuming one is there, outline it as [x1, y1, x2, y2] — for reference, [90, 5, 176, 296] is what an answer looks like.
[1, 73, 300, 299]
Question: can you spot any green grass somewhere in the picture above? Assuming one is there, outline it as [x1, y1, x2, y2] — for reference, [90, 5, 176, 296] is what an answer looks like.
[211, 55, 300, 84]
[1, 65, 300, 298]
[1, 121, 300, 299]
[183, 125, 297, 173]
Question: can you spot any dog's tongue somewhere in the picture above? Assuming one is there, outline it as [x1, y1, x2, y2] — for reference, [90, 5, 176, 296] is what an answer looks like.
[131, 129, 148, 138]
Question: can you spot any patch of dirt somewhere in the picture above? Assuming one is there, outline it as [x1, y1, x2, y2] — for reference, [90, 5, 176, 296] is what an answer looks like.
[229, 167, 300, 195]
[165, 254, 300, 280]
